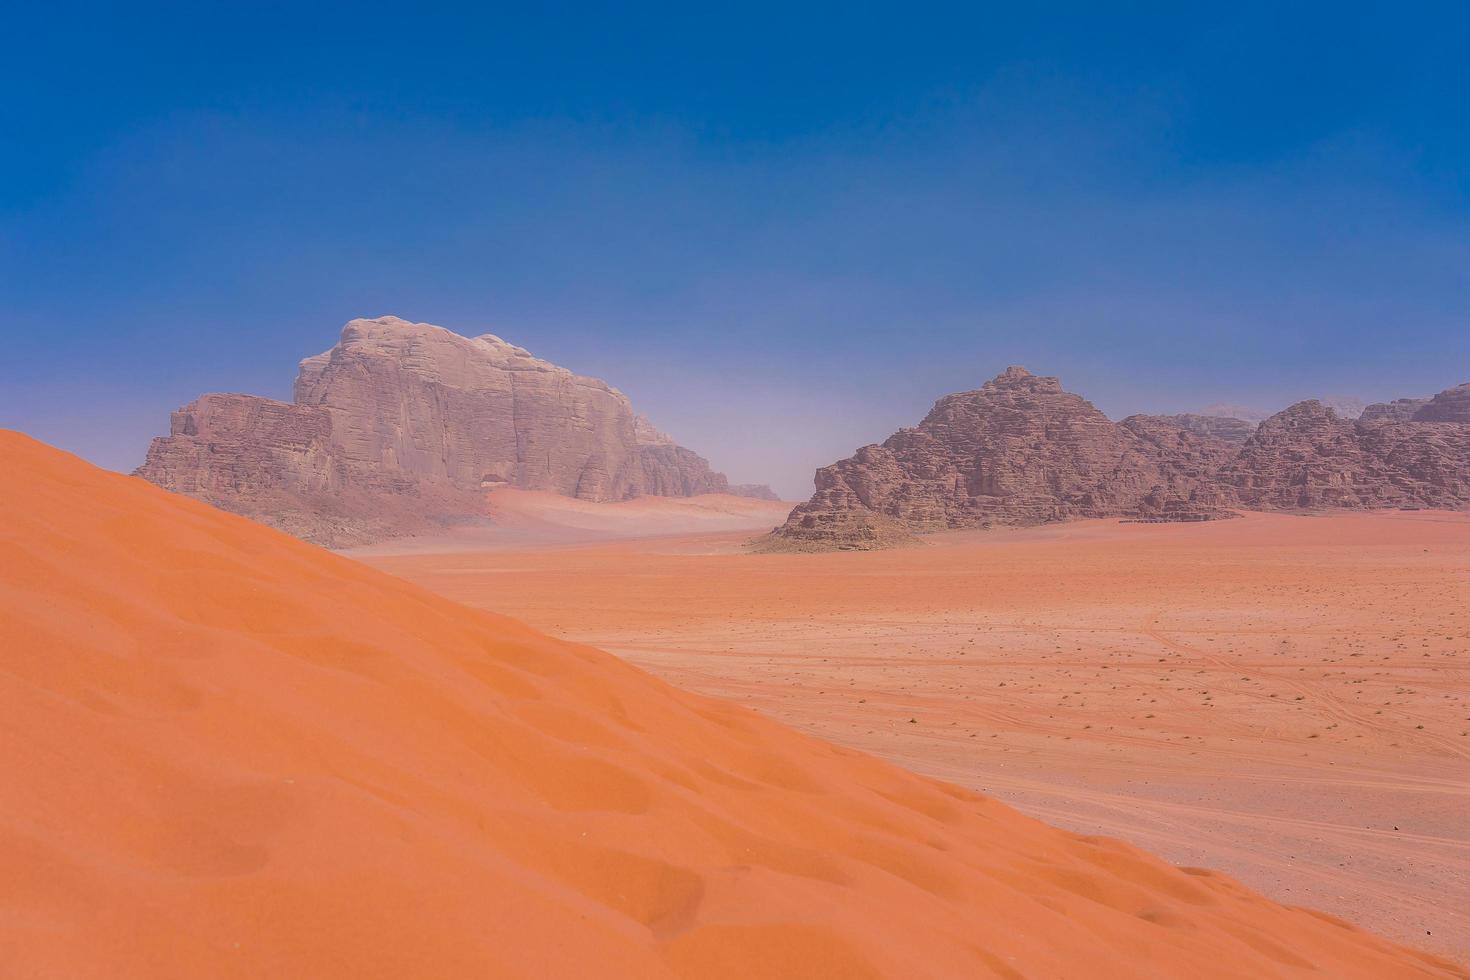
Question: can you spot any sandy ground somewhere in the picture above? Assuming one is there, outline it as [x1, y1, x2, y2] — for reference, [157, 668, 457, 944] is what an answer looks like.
[360, 510, 1470, 964]
[346, 488, 791, 555]
[14, 431, 1466, 977]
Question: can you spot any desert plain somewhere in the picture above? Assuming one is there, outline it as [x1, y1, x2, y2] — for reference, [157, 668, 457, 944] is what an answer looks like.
[357, 499, 1470, 963]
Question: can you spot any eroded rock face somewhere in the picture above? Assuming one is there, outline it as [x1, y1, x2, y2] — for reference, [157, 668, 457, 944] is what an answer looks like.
[1356, 420, 1470, 507]
[1360, 382, 1470, 423]
[1218, 401, 1379, 510]
[769, 368, 1234, 550]
[1222, 400, 1470, 511]
[141, 394, 335, 500]
[773, 372, 1470, 550]
[808, 367, 1157, 528]
[1413, 382, 1470, 423]
[1114, 415, 1244, 520]
[139, 317, 736, 545]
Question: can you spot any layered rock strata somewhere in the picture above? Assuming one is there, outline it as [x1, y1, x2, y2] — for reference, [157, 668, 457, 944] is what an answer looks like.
[772, 370, 1470, 550]
[1413, 383, 1470, 423]
[139, 317, 740, 545]
[1221, 401, 1470, 511]
[769, 368, 1233, 550]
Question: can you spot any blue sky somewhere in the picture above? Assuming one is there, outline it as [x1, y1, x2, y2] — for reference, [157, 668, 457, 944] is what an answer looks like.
[3, 2, 1468, 496]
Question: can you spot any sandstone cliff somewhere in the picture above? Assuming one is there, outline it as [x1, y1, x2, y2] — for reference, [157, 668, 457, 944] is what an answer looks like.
[139, 317, 740, 546]
[769, 368, 1234, 550]
[772, 372, 1470, 550]
[1413, 382, 1470, 423]
[1218, 401, 1381, 510]
[1221, 400, 1470, 511]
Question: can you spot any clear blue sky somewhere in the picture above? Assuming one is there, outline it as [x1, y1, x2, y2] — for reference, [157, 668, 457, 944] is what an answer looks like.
[4, 2, 1468, 496]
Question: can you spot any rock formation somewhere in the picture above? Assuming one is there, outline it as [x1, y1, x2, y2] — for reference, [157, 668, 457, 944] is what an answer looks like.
[772, 371, 1470, 550]
[1218, 401, 1381, 510]
[1221, 400, 1470, 511]
[1114, 415, 1244, 520]
[769, 368, 1236, 550]
[1360, 383, 1469, 424]
[1413, 382, 1470, 423]
[139, 316, 743, 546]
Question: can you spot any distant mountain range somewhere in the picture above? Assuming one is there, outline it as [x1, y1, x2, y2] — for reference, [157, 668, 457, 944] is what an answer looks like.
[136, 323, 1468, 552]
[769, 367, 1470, 550]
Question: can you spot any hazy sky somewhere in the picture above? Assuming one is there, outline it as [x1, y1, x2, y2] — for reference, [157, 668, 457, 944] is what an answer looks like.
[4, 3, 1469, 497]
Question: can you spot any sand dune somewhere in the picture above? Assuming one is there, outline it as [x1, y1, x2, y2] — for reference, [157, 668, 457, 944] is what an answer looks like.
[2, 431, 1465, 979]
[364, 513, 1470, 966]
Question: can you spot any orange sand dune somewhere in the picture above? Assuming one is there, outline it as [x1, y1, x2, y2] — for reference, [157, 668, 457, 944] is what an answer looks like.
[1, 431, 1464, 980]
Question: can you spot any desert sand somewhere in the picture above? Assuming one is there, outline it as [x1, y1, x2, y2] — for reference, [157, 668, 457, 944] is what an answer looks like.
[347, 487, 791, 555]
[361, 508, 1470, 965]
[3, 430, 1466, 977]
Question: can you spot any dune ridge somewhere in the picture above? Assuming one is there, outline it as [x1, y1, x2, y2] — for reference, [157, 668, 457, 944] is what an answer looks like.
[1, 430, 1464, 979]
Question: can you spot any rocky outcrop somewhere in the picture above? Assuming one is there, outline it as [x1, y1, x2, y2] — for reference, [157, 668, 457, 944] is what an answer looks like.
[1355, 383, 1469, 424]
[768, 368, 1234, 550]
[139, 317, 742, 545]
[1413, 382, 1470, 423]
[1356, 419, 1470, 507]
[141, 394, 335, 501]
[1221, 399, 1470, 511]
[1218, 401, 1381, 510]
[1114, 415, 1244, 520]
[772, 372, 1470, 550]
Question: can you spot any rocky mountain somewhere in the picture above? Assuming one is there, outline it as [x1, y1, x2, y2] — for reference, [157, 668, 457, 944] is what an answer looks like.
[1221, 400, 1470, 511]
[1413, 382, 1470, 422]
[771, 370, 1470, 550]
[1360, 383, 1469, 423]
[770, 368, 1236, 550]
[1218, 401, 1381, 510]
[138, 317, 745, 545]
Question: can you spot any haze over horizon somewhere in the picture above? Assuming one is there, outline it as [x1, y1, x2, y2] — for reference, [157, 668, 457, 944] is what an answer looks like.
[4, 3, 1469, 498]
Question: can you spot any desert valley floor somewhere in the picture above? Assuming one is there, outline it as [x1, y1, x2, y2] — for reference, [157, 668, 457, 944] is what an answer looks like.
[355, 503, 1470, 964]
